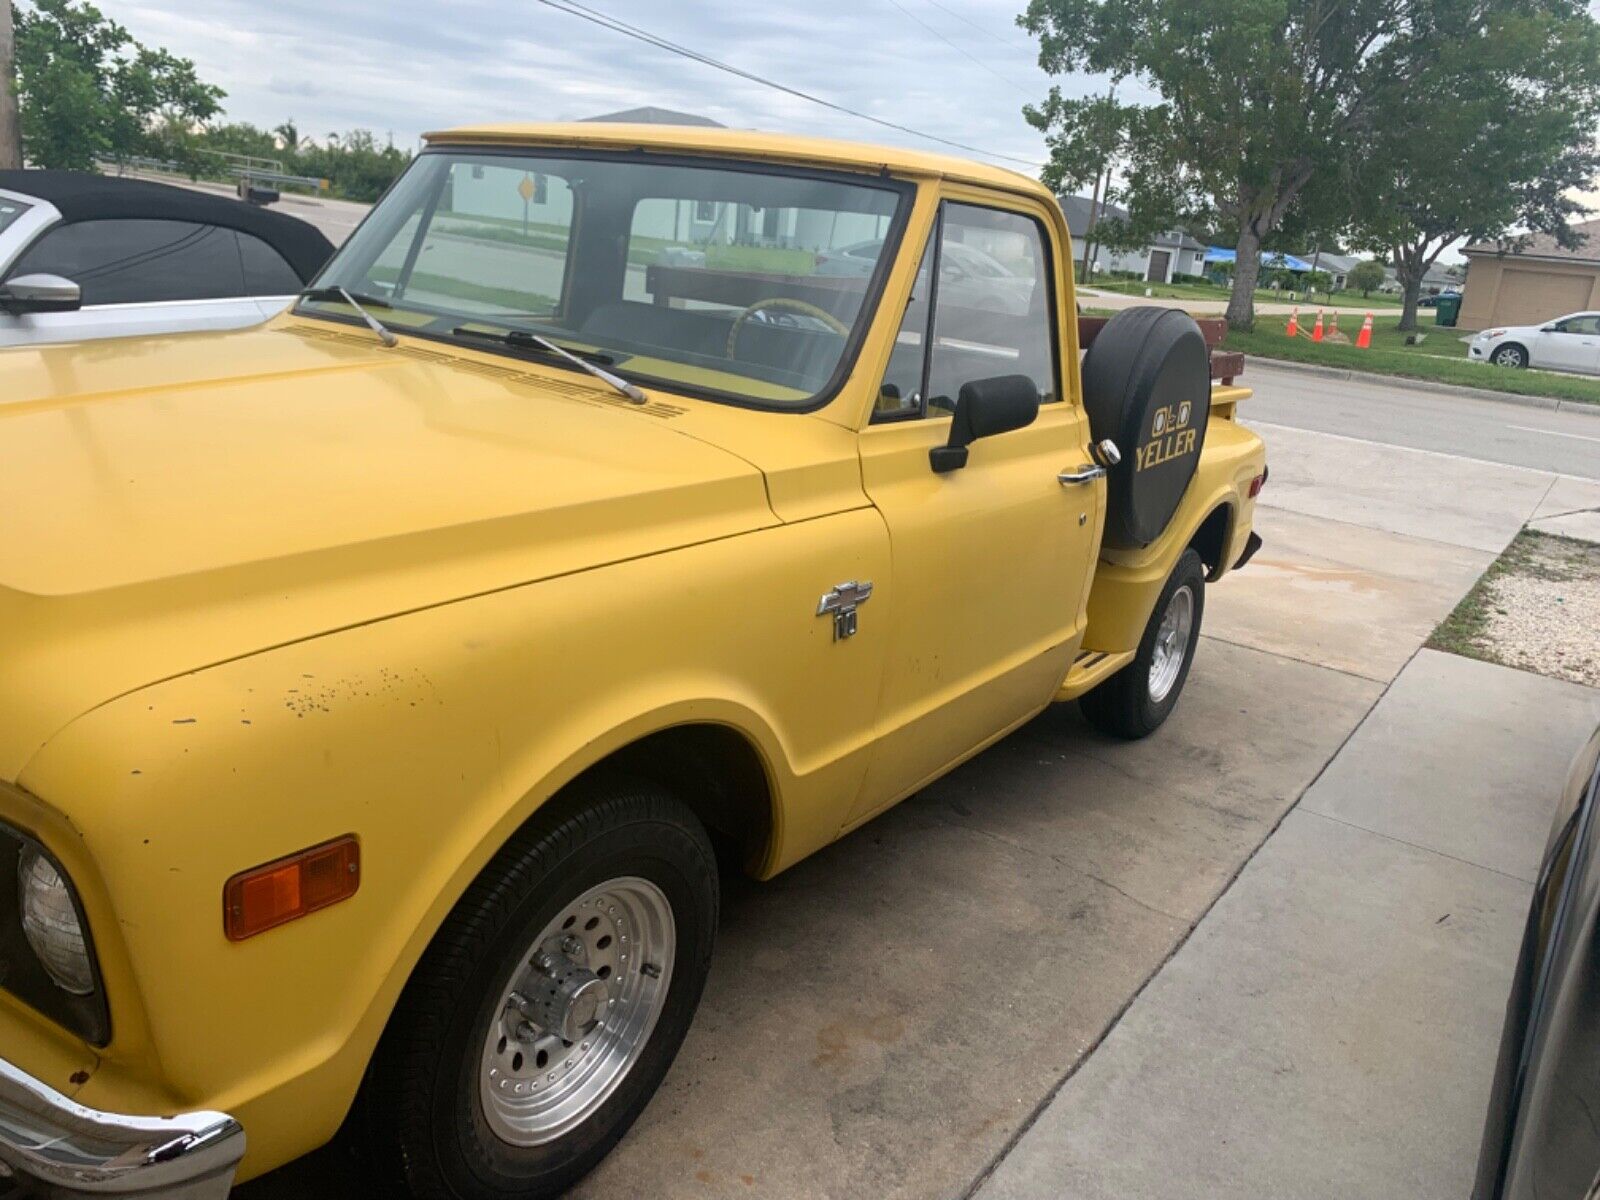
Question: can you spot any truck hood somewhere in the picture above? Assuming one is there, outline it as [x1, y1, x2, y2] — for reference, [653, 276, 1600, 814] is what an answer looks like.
[0, 321, 778, 779]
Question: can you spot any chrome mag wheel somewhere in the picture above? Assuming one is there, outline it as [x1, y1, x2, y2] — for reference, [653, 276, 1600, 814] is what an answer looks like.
[479, 876, 675, 1145]
[1148, 583, 1194, 704]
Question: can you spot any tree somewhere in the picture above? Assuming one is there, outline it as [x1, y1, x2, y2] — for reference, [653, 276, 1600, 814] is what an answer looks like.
[1347, 3, 1600, 331]
[0, 0, 19, 168]
[1024, 89, 1159, 282]
[14, 0, 223, 170]
[1348, 259, 1386, 298]
[1020, 0, 1487, 331]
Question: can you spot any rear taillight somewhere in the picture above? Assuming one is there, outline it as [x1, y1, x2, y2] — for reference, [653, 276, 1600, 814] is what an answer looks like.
[1248, 468, 1268, 498]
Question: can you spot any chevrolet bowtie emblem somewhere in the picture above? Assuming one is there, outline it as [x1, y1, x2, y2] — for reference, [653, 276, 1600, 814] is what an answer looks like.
[817, 580, 873, 641]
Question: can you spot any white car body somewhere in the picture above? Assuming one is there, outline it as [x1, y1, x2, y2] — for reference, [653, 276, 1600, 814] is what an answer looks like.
[1468, 310, 1600, 375]
[0, 182, 322, 349]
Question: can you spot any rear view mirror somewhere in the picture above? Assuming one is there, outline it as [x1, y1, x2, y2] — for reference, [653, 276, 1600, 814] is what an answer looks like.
[0, 273, 82, 314]
[930, 374, 1040, 473]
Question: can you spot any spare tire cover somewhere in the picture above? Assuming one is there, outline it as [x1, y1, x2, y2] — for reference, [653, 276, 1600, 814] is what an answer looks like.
[1080, 307, 1209, 549]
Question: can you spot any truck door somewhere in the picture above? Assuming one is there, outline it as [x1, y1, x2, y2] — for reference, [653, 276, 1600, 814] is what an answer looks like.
[846, 192, 1100, 828]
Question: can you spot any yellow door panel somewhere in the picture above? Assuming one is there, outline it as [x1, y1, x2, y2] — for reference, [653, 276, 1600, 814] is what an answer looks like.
[850, 403, 1096, 823]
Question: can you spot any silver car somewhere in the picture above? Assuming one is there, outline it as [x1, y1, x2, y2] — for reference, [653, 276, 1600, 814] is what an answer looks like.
[815, 237, 1036, 316]
[1468, 310, 1600, 374]
[0, 170, 334, 348]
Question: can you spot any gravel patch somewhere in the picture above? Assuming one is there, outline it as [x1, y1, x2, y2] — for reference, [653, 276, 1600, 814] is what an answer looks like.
[1430, 532, 1600, 688]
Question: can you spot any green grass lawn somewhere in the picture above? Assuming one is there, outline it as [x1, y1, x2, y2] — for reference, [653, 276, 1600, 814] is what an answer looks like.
[1222, 312, 1600, 406]
[1086, 278, 1406, 308]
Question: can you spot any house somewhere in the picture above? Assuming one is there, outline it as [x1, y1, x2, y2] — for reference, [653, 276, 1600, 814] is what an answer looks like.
[1148, 230, 1207, 281]
[1056, 195, 1206, 283]
[1457, 223, 1600, 328]
[1307, 252, 1360, 290]
[1057, 195, 1148, 277]
[581, 106, 726, 127]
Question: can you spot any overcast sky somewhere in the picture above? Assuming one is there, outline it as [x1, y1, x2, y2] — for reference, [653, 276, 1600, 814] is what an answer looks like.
[93, 0, 1079, 173]
[76, 0, 1600, 250]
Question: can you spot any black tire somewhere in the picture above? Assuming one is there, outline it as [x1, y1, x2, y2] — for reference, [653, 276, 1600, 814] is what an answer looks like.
[1080, 548, 1205, 740]
[362, 778, 718, 1199]
[1492, 343, 1527, 369]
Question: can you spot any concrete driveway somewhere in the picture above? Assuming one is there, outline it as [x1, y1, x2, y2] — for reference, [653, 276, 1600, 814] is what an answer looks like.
[242, 374, 1597, 1199]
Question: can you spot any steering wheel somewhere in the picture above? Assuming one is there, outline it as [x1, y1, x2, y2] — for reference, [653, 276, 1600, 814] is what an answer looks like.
[726, 298, 848, 358]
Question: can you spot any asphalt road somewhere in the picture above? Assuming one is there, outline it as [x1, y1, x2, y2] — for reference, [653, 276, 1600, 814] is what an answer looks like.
[1242, 362, 1600, 481]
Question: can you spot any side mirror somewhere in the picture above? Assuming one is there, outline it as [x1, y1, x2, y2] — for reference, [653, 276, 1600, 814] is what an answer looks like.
[930, 374, 1040, 473]
[0, 273, 82, 314]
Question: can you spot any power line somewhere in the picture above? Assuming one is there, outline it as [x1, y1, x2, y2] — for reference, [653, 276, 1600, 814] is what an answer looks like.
[920, 0, 1039, 54]
[532, 0, 1043, 170]
[880, 0, 1033, 97]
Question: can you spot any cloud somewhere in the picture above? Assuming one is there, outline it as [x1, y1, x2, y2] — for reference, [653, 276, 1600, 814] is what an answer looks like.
[91, 0, 1097, 170]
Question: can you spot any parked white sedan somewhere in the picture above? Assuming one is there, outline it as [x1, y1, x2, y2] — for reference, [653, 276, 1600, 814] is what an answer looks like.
[0, 170, 334, 348]
[1468, 311, 1600, 374]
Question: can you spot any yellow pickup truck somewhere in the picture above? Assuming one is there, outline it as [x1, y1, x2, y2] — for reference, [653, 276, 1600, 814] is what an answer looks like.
[0, 124, 1265, 1199]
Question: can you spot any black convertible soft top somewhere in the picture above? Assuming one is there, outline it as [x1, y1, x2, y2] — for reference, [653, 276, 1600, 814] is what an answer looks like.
[0, 169, 336, 281]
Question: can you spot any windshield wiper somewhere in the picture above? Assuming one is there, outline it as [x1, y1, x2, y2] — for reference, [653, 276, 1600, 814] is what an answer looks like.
[299, 285, 398, 348]
[450, 327, 646, 404]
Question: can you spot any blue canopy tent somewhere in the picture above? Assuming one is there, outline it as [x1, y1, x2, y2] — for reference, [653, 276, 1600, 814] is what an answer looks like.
[1204, 247, 1316, 272]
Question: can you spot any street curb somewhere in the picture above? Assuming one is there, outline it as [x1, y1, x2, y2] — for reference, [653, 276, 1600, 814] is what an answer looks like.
[1242, 355, 1600, 418]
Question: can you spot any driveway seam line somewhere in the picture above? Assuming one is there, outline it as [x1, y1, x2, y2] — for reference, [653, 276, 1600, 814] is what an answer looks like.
[1532, 504, 1600, 521]
[1254, 499, 1516, 556]
[1294, 805, 1537, 884]
[1198, 633, 1390, 684]
[1245, 418, 1595, 481]
[957, 643, 1419, 1200]
[1530, 475, 1561, 524]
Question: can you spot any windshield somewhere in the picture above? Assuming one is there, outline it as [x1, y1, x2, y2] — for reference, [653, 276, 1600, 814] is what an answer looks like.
[303, 149, 909, 408]
[0, 194, 33, 238]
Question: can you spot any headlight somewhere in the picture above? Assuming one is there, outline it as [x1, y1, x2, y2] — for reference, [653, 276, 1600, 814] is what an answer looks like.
[18, 845, 95, 994]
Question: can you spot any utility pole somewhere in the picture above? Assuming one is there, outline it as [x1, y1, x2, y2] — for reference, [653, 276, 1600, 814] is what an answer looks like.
[0, 0, 20, 169]
[1080, 166, 1106, 284]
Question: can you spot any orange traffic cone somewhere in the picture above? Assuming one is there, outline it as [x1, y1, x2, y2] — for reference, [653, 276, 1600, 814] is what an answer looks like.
[1329, 312, 1340, 338]
[1356, 312, 1373, 349]
[1286, 307, 1299, 338]
[1311, 310, 1324, 342]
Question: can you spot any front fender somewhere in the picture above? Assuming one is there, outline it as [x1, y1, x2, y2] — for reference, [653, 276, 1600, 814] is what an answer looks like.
[13, 509, 890, 1181]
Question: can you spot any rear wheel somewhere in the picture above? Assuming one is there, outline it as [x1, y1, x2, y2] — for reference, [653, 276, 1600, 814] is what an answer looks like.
[363, 779, 718, 1199]
[1080, 548, 1205, 740]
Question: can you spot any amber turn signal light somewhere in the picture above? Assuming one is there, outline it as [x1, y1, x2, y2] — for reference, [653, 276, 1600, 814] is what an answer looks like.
[224, 836, 360, 941]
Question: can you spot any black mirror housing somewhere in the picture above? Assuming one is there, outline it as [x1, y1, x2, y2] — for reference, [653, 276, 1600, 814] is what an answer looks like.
[930, 374, 1041, 473]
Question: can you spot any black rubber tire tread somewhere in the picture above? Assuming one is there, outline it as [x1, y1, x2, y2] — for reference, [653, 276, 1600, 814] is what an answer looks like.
[1080, 548, 1206, 740]
[361, 776, 718, 1200]
[1080, 306, 1210, 549]
[1492, 342, 1527, 369]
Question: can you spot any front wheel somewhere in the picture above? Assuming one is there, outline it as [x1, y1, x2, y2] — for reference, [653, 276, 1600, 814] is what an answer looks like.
[1080, 547, 1205, 740]
[363, 779, 718, 1199]
[1492, 343, 1527, 369]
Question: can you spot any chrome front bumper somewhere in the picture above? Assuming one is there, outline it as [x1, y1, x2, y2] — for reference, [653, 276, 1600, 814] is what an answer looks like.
[0, 1056, 243, 1198]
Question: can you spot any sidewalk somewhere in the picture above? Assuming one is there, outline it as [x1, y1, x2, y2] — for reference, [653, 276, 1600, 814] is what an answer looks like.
[976, 651, 1600, 1200]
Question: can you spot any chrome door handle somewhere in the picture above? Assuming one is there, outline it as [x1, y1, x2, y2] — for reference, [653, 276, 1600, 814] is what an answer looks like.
[1058, 464, 1106, 485]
